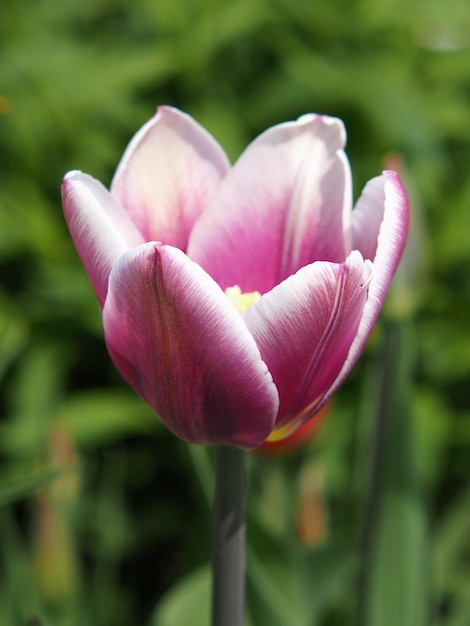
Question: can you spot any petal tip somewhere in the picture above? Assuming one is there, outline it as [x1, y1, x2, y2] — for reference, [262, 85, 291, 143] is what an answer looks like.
[296, 113, 347, 149]
[62, 169, 83, 190]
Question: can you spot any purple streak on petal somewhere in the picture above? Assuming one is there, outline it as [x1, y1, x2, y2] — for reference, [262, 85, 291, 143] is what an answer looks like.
[329, 170, 410, 394]
[61, 171, 145, 307]
[102, 243, 279, 447]
[188, 114, 352, 293]
[243, 251, 372, 431]
[110, 106, 230, 250]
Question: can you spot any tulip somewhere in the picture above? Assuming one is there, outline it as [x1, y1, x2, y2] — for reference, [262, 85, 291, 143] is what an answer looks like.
[255, 400, 331, 457]
[62, 106, 409, 449]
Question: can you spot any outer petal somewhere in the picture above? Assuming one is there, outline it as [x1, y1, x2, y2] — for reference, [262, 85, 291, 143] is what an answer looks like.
[111, 106, 230, 249]
[102, 243, 279, 447]
[62, 171, 145, 306]
[188, 114, 352, 294]
[242, 251, 373, 436]
[329, 170, 410, 394]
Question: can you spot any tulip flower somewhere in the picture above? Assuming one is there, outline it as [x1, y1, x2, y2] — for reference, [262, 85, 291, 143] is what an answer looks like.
[256, 400, 331, 457]
[62, 106, 409, 450]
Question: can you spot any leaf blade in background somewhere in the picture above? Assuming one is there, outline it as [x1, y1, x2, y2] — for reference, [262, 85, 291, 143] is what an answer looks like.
[362, 321, 429, 626]
[0, 464, 80, 508]
[150, 566, 211, 626]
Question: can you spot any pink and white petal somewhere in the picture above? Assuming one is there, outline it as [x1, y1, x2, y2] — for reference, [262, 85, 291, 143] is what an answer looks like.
[351, 173, 389, 261]
[188, 114, 352, 294]
[102, 243, 279, 448]
[62, 171, 145, 307]
[242, 251, 372, 434]
[111, 106, 230, 249]
[329, 170, 410, 394]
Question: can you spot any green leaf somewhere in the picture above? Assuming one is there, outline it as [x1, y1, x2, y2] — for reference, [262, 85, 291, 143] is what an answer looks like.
[363, 321, 429, 626]
[61, 389, 159, 449]
[445, 599, 470, 626]
[433, 488, 470, 625]
[301, 542, 357, 616]
[366, 491, 428, 626]
[0, 293, 28, 383]
[151, 566, 211, 626]
[247, 546, 303, 626]
[0, 464, 79, 507]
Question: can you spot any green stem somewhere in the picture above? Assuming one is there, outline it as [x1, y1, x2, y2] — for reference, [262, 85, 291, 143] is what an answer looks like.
[211, 446, 247, 626]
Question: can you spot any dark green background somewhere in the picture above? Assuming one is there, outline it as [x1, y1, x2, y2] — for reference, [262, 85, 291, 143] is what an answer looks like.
[1, 0, 469, 624]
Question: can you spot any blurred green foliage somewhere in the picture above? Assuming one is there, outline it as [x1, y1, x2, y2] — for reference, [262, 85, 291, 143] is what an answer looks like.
[1, 0, 470, 624]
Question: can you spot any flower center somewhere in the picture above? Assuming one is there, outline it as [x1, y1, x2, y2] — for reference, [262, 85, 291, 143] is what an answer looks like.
[225, 285, 261, 313]
[266, 420, 300, 442]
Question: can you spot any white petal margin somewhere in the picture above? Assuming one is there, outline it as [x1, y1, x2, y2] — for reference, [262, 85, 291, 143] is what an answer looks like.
[188, 113, 352, 294]
[102, 242, 279, 448]
[329, 170, 410, 395]
[62, 171, 145, 307]
[111, 106, 230, 249]
[242, 250, 373, 432]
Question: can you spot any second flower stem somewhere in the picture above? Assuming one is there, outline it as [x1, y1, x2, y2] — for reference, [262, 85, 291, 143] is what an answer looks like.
[211, 445, 247, 626]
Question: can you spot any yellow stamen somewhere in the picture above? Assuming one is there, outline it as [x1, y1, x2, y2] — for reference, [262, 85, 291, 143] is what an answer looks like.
[225, 285, 261, 313]
[266, 420, 300, 442]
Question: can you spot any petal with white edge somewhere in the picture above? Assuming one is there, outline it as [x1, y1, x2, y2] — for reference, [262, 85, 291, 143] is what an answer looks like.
[188, 113, 352, 294]
[243, 251, 372, 435]
[329, 170, 410, 395]
[111, 106, 230, 250]
[62, 171, 145, 306]
[102, 242, 279, 447]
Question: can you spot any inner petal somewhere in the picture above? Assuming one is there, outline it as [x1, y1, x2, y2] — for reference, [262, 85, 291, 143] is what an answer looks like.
[188, 114, 352, 295]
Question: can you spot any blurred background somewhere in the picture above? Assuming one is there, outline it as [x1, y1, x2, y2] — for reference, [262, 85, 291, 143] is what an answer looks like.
[1, 0, 469, 624]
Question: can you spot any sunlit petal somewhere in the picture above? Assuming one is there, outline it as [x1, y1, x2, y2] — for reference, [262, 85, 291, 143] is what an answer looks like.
[188, 114, 352, 293]
[62, 170, 144, 306]
[102, 243, 279, 447]
[243, 251, 372, 434]
[111, 106, 230, 249]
